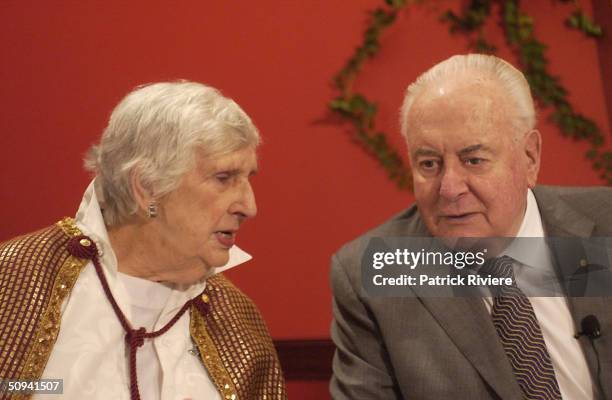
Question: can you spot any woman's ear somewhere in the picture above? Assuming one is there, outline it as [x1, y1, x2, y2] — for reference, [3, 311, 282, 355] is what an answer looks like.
[130, 170, 153, 216]
[524, 129, 541, 189]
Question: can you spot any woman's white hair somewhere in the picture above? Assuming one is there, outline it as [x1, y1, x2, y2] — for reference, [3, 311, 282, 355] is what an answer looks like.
[85, 81, 260, 226]
[400, 54, 536, 139]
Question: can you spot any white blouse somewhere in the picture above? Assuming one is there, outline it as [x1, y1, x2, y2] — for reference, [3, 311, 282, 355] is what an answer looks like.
[37, 180, 252, 400]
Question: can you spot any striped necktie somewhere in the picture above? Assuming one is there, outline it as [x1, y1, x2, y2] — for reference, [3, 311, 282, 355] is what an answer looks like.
[482, 256, 562, 400]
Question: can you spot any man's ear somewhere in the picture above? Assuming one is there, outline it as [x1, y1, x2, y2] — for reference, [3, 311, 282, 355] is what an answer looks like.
[524, 129, 541, 189]
[130, 170, 153, 216]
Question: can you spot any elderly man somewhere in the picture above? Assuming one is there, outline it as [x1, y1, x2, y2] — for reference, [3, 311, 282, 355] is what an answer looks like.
[330, 54, 612, 399]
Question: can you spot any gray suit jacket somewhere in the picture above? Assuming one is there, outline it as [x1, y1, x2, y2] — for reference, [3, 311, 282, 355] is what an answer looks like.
[330, 185, 612, 399]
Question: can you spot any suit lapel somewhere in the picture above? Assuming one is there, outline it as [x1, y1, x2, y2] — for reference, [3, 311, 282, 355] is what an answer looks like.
[532, 186, 595, 237]
[397, 209, 523, 399]
[418, 296, 524, 399]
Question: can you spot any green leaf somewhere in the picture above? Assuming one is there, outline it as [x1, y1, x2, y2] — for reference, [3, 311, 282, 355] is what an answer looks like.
[592, 136, 604, 147]
[565, 10, 603, 38]
[586, 149, 597, 160]
[329, 98, 351, 112]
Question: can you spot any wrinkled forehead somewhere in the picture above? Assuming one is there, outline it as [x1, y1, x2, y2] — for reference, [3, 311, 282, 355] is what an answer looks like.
[194, 144, 259, 169]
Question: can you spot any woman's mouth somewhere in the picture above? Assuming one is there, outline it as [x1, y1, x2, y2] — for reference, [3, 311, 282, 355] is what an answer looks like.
[215, 231, 236, 248]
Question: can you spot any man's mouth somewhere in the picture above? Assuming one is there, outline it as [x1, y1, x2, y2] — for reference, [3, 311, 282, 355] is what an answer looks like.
[215, 230, 236, 248]
[440, 212, 479, 222]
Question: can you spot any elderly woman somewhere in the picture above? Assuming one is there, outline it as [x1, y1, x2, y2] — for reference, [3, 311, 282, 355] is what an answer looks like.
[0, 82, 286, 399]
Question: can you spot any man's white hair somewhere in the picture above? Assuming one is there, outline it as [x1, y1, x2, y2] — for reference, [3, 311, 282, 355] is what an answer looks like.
[399, 54, 536, 139]
[85, 81, 260, 226]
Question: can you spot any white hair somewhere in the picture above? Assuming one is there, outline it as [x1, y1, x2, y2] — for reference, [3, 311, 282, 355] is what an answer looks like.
[85, 81, 260, 226]
[400, 54, 536, 139]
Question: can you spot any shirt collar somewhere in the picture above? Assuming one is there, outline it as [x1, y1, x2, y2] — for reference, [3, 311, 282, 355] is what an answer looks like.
[74, 179, 252, 281]
[515, 188, 545, 238]
[503, 188, 550, 270]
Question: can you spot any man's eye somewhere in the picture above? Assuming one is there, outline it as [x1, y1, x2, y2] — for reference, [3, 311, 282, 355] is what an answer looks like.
[420, 160, 439, 170]
[465, 158, 484, 166]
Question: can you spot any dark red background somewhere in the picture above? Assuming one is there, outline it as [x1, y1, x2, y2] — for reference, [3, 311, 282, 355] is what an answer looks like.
[0, 1, 609, 398]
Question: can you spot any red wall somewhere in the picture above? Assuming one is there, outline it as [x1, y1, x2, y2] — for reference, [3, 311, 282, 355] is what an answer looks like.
[0, 1, 609, 398]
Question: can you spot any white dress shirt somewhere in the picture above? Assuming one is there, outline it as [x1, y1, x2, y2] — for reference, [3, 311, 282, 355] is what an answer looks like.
[483, 189, 595, 399]
[37, 180, 252, 400]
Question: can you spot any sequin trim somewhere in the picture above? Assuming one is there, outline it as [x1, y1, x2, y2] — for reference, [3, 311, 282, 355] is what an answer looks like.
[20, 219, 89, 380]
[190, 307, 239, 400]
[57, 217, 82, 237]
[194, 275, 287, 399]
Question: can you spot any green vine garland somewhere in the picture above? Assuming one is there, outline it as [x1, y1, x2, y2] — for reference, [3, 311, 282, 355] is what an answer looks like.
[330, 0, 611, 189]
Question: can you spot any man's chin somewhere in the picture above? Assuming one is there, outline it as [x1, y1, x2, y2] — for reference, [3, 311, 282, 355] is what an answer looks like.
[433, 225, 493, 239]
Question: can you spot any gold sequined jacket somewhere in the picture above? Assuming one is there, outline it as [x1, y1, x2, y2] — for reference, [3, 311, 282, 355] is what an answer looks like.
[0, 219, 287, 400]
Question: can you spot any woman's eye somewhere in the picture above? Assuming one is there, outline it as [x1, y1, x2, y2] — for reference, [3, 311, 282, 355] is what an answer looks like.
[215, 173, 231, 183]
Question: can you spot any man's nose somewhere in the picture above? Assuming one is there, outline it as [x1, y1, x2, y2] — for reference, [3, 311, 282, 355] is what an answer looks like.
[439, 163, 469, 201]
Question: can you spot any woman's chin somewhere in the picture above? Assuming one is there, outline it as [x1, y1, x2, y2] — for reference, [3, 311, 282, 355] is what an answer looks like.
[204, 251, 231, 269]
